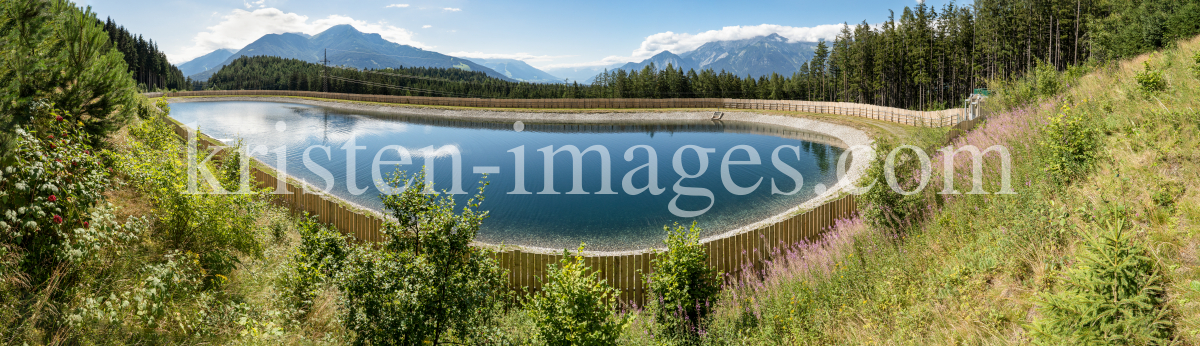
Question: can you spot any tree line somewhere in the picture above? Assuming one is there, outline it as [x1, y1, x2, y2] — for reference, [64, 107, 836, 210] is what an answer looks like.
[204, 0, 1200, 110]
[100, 17, 192, 91]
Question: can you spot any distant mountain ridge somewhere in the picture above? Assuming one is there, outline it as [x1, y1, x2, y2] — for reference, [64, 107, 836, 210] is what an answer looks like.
[594, 34, 818, 82]
[543, 63, 624, 83]
[463, 58, 564, 83]
[184, 25, 514, 82]
[177, 48, 236, 76]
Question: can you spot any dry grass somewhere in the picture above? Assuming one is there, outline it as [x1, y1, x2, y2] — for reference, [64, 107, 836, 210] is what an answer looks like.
[663, 34, 1200, 345]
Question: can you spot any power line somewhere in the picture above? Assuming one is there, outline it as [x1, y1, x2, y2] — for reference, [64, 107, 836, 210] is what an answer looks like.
[327, 75, 490, 98]
[355, 68, 496, 85]
[324, 48, 447, 62]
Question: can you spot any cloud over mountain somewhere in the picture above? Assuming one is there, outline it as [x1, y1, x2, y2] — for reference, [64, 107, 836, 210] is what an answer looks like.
[545, 24, 842, 69]
[448, 52, 576, 64]
[169, 8, 425, 63]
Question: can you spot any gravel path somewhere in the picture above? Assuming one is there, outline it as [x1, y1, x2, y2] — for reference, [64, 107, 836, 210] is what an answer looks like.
[168, 96, 875, 255]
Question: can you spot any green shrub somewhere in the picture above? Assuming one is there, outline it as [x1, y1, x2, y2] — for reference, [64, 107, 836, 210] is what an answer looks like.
[646, 222, 722, 343]
[1192, 51, 1200, 78]
[1150, 183, 1185, 211]
[529, 244, 628, 346]
[1034, 60, 1062, 97]
[1032, 221, 1174, 345]
[1040, 103, 1102, 183]
[338, 171, 508, 345]
[68, 250, 206, 338]
[858, 138, 933, 231]
[1135, 61, 1168, 94]
[278, 214, 351, 318]
[0, 103, 117, 338]
[0, 105, 111, 284]
[113, 99, 264, 287]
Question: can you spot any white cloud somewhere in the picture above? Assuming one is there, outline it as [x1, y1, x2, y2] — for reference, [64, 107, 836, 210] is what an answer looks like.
[244, 0, 266, 9]
[386, 4, 410, 8]
[443, 7, 461, 12]
[545, 24, 843, 68]
[448, 51, 577, 63]
[422, 25, 432, 29]
[168, 8, 426, 64]
[629, 24, 842, 60]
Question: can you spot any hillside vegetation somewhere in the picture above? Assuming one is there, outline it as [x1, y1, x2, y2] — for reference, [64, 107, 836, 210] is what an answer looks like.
[3, 0, 1200, 344]
[646, 33, 1200, 345]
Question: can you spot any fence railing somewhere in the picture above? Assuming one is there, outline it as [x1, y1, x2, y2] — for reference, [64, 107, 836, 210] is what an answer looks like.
[151, 90, 965, 128]
[164, 99, 861, 307]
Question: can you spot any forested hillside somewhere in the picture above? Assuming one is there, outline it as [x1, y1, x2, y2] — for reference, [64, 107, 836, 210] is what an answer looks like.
[207, 55, 590, 99]
[203, 0, 1200, 111]
[100, 17, 192, 91]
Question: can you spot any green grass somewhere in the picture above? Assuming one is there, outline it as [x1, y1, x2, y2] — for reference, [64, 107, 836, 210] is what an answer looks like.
[613, 34, 1200, 345]
[26, 34, 1200, 346]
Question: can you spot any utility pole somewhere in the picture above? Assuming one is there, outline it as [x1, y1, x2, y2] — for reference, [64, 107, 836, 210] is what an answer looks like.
[321, 49, 330, 93]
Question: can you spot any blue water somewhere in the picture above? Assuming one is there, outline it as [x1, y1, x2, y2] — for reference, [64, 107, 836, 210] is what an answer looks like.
[169, 101, 845, 250]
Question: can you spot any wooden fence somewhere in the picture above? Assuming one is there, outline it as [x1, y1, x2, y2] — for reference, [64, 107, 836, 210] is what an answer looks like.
[150, 90, 966, 128]
[165, 102, 861, 307]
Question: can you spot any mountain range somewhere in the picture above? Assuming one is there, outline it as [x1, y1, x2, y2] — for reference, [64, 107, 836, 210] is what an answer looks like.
[177, 48, 236, 76]
[183, 25, 514, 82]
[594, 34, 818, 83]
[541, 64, 625, 83]
[463, 58, 564, 83]
[177, 28, 819, 86]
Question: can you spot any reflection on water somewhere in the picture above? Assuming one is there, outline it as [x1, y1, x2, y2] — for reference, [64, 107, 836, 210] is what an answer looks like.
[170, 101, 846, 251]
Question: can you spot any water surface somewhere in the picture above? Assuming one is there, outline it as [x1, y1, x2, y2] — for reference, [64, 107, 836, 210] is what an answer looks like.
[170, 101, 845, 250]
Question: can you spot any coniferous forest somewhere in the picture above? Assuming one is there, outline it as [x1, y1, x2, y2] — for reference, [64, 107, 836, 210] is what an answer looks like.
[205, 0, 1200, 110]
[99, 18, 192, 91]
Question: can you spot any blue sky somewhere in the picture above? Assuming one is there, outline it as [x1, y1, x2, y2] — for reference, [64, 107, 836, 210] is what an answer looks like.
[84, 0, 951, 69]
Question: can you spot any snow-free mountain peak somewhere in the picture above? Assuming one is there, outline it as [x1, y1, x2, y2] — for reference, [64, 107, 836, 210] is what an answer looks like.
[188, 25, 514, 82]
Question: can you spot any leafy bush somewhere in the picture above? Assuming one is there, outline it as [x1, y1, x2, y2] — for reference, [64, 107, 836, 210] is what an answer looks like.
[338, 171, 508, 345]
[1032, 222, 1174, 345]
[646, 222, 722, 342]
[1040, 103, 1102, 183]
[1034, 60, 1062, 97]
[1150, 183, 1185, 211]
[1192, 51, 1200, 78]
[113, 99, 264, 287]
[278, 214, 351, 318]
[68, 250, 207, 338]
[1135, 61, 1168, 94]
[0, 103, 116, 337]
[991, 59, 1081, 110]
[529, 244, 628, 346]
[0, 104, 111, 284]
[858, 138, 933, 231]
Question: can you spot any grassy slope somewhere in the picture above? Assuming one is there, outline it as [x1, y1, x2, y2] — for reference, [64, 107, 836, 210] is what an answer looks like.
[656, 35, 1200, 345]
[97, 35, 1197, 344]
[99, 123, 349, 345]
